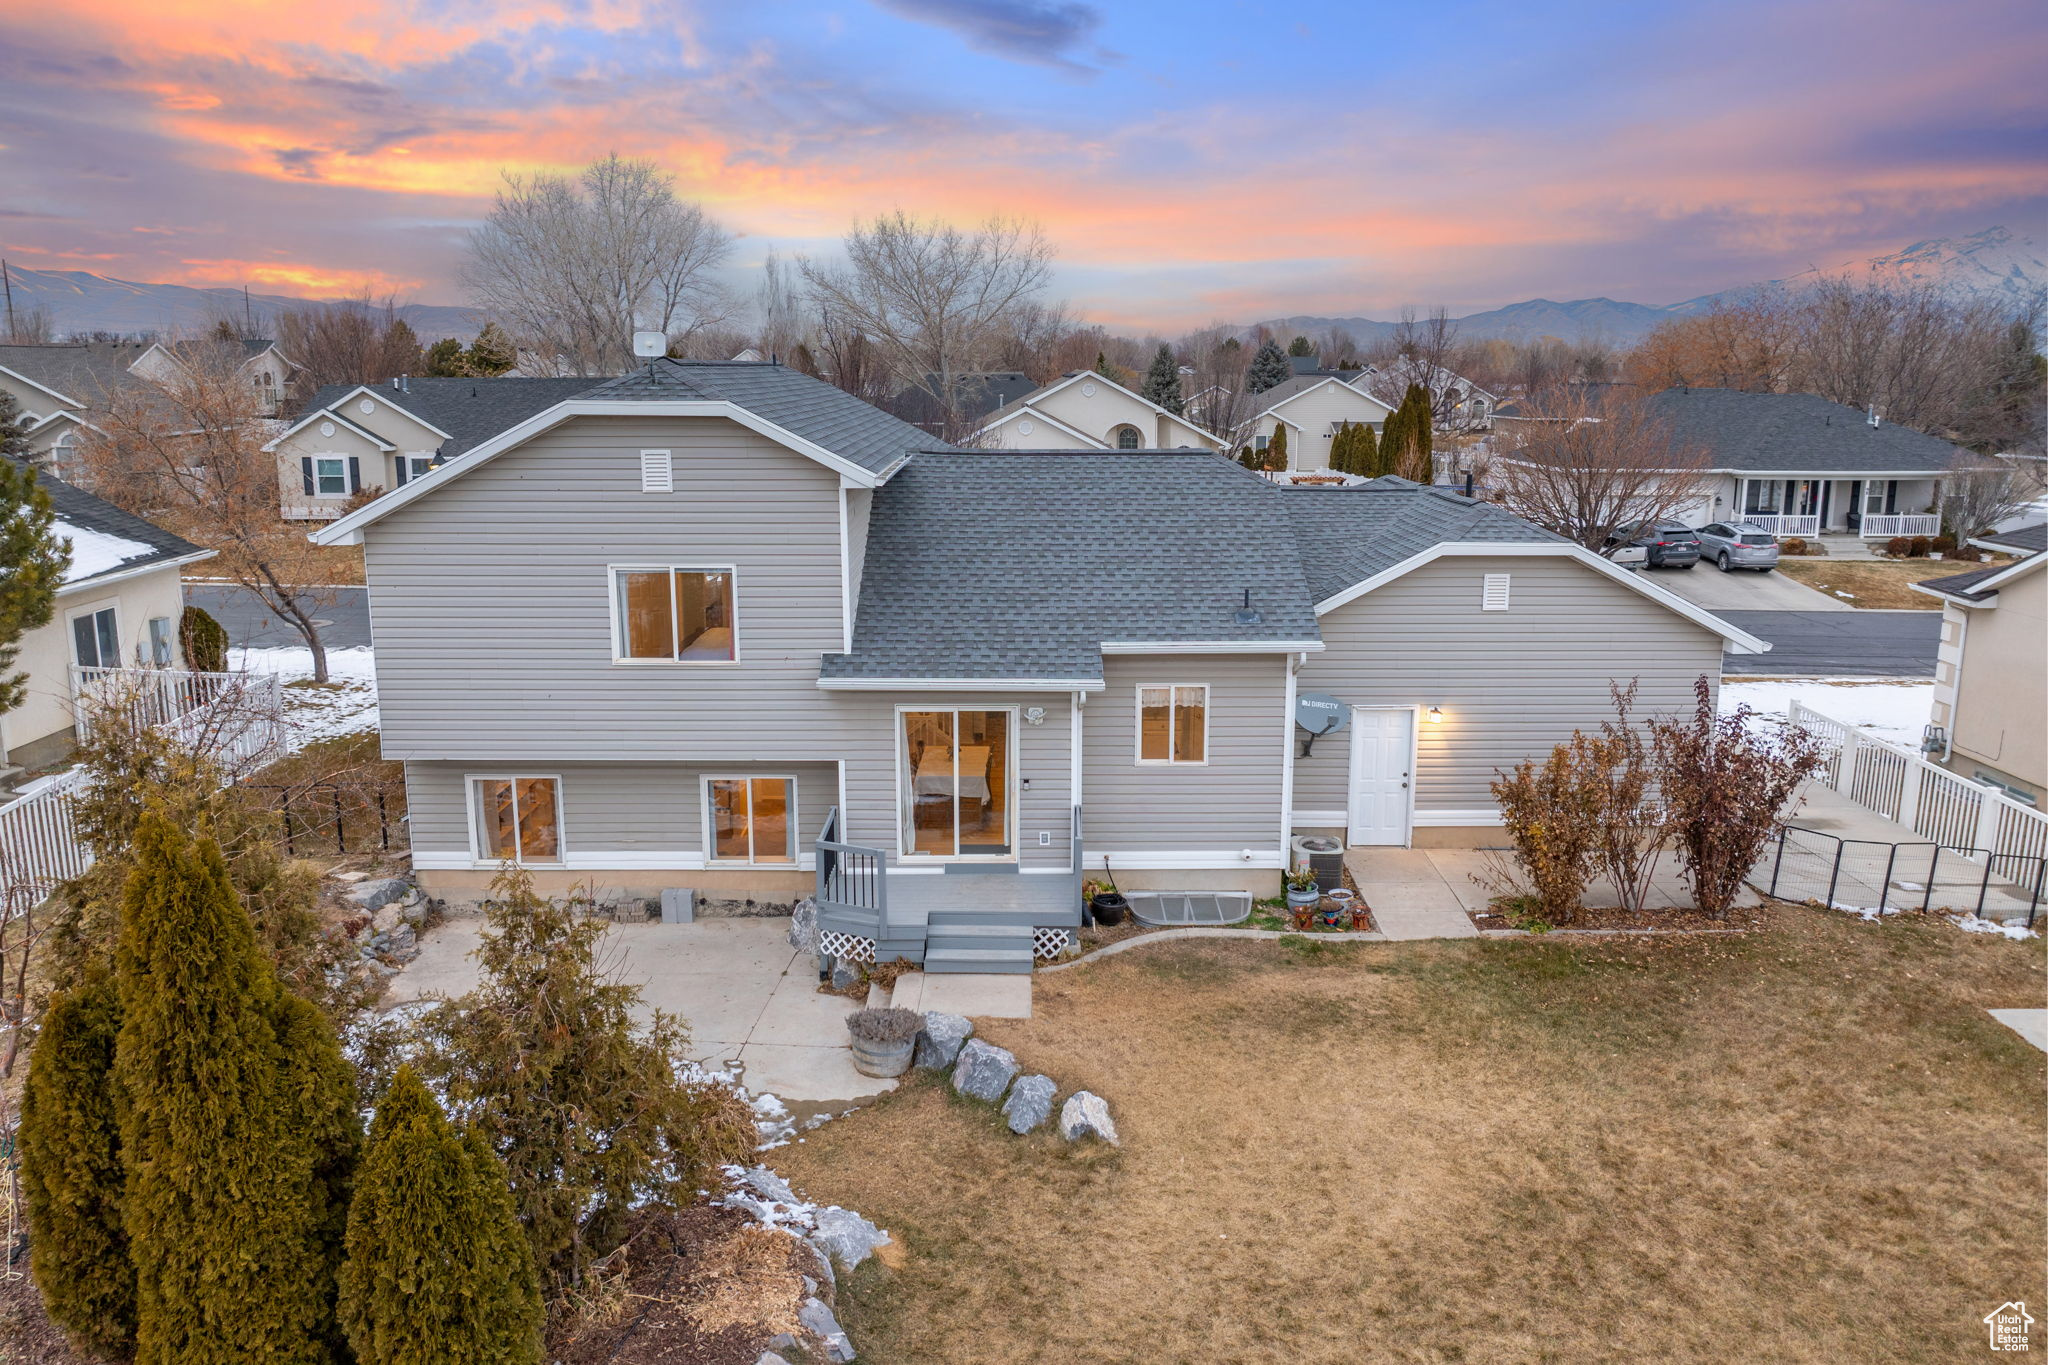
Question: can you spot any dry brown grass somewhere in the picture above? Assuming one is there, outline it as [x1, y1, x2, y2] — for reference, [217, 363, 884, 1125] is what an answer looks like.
[1776, 558, 1994, 609]
[774, 906, 2047, 1364]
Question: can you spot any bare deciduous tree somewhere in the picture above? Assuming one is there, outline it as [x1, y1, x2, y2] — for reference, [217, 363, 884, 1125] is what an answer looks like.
[1490, 388, 1712, 552]
[75, 337, 343, 681]
[797, 211, 1054, 428]
[276, 296, 426, 400]
[464, 154, 736, 377]
[1940, 452, 2040, 545]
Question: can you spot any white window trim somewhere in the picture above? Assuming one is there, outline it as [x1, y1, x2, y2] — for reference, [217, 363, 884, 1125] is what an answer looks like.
[1134, 683, 1210, 767]
[464, 773, 566, 867]
[893, 704, 1020, 862]
[400, 452, 436, 481]
[312, 454, 352, 498]
[65, 599, 122, 670]
[702, 774, 800, 866]
[606, 564, 742, 667]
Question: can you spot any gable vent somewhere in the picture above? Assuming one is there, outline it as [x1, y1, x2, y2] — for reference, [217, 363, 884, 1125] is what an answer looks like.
[639, 449, 674, 493]
[1481, 573, 1511, 611]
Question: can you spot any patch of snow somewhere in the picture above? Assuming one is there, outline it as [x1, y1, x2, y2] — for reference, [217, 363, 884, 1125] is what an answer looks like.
[57, 521, 156, 582]
[230, 645, 378, 751]
[1721, 679, 1932, 749]
[1949, 914, 2038, 941]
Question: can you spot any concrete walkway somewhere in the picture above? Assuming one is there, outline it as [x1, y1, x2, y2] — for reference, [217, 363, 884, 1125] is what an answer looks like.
[1771, 784, 2043, 919]
[1653, 562, 1851, 612]
[1988, 1010, 2048, 1054]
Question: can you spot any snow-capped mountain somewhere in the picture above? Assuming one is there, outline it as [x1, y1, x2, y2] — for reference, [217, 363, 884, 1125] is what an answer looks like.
[1812, 226, 2045, 305]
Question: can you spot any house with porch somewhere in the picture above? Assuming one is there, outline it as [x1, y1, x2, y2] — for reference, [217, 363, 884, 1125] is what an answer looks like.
[0, 461, 214, 779]
[974, 371, 1224, 451]
[1246, 375, 1393, 471]
[314, 360, 1763, 974]
[1643, 387, 1960, 538]
[266, 375, 597, 518]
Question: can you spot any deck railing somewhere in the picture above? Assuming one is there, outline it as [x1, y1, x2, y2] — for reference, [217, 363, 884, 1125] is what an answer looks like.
[814, 805, 890, 936]
[1788, 701, 2047, 863]
[1857, 513, 1941, 539]
[71, 667, 285, 776]
[1744, 514, 1821, 537]
[0, 768, 92, 904]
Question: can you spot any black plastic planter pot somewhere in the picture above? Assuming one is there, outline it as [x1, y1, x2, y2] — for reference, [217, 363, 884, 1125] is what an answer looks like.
[1090, 893, 1129, 926]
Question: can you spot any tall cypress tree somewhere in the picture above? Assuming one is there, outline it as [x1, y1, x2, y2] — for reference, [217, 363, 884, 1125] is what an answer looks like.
[115, 813, 357, 1365]
[1, 448, 68, 720]
[1357, 422, 1380, 478]
[1376, 405, 1405, 478]
[1265, 424, 1289, 472]
[20, 973, 135, 1359]
[1140, 344, 1184, 414]
[1399, 382, 1435, 481]
[1247, 339, 1289, 394]
[339, 1068, 542, 1365]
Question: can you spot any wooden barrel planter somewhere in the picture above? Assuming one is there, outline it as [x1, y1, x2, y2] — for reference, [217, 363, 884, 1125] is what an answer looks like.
[846, 1007, 923, 1078]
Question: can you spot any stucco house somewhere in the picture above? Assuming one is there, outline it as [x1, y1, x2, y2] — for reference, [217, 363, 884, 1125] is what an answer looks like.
[1642, 388, 1962, 536]
[1246, 375, 1394, 471]
[0, 462, 213, 777]
[314, 359, 1763, 973]
[975, 371, 1224, 451]
[1913, 551, 2045, 805]
[266, 376, 596, 519]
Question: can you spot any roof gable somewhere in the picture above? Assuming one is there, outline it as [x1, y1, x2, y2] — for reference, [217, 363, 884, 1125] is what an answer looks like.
[1255, 375, 1392, 421]
[977, 369, 1225, 445]
[7, 458, 214, 591]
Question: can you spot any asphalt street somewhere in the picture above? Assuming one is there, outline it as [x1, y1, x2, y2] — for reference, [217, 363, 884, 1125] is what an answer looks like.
[185, 583, 373, 650]
[1717, 609, 1939, 677]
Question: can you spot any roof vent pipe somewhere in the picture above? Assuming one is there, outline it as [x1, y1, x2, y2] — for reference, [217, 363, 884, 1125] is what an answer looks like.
[1234, 587, 1262, 625]
[1867, 404, 1879, 428]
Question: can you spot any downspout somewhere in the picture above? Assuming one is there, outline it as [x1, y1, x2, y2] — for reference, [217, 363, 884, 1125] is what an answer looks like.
[1279, 653, 1304, 864]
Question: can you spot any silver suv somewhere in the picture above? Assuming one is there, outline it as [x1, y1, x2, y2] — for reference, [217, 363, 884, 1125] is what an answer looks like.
[1694, 521, 1780, 572]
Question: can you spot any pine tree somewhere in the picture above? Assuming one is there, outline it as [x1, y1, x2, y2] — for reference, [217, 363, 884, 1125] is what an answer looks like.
[1247, 340, 1289, 394]
[179, 604, 229, 673]
[20, 973, 136, 1359]
[1398, 382, 1435, 480]
[1, 448, 68, 719]
[115, 813, 358, 1365]
[1376, 405, 1405, 478]
[1357, 422, 1380, 477]
[465, 322, 517, 377]
[339, 1068, 542, 1365]
[1265, 425, 1289, 472]
[422, 337, 470, 377]
[1093, 351, 1116, 380]
[1, 389, 37, 459]
[1141, 344, 1184, 414]
[1237, 446, 1259, 470]
[1287, 335, 1315, 358]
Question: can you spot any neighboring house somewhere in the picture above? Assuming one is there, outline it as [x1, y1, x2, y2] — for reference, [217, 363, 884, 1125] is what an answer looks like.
[314, 360, 1762, 973]
[0, 462, 214, 775]
[125, 338, 299, 417]
[890, 372, 1039, 437]
[1970, 520, 2046, 557]
[1349, 362, 1500, 429]
[266, 376, 597, 519]
[1913, 551, 2046, 805]
[1245, 375, 1394, 471]
[1643, 388, 1962, 536]
[975, 371, 1224, 451]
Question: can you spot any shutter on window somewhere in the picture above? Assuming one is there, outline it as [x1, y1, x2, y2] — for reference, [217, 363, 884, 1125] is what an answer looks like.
[301, 458, 315, 495]
[640, 450, 674, 493]
[393, 458, 408, 487]
[1481, 573, 1511, 611]
[347, 457, 362, 492]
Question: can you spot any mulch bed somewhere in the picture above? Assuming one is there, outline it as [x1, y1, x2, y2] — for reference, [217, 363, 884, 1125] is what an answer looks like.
[1470, 901, 1775, 933]
[0, 1259, 93, 1365]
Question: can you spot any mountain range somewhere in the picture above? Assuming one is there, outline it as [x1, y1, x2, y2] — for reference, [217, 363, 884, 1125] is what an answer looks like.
[1261, 226, 2045, 345]
[2, 227, 2039, 349]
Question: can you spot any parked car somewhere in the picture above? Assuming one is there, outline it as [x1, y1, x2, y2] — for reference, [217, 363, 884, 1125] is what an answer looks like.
[1607, 542, 1649, 570]
[1607, 521, 1701, 569]
[1694, 521, 1781, 572]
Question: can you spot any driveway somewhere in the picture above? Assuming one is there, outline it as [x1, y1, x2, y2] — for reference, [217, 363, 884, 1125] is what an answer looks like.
[1717, 610, 1939, 678]
[1645, 564, 1850, 612]
[186, 582, 371, 649]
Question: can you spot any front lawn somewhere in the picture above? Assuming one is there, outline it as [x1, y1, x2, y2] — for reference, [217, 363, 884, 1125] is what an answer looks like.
[1776, 557, 2004, 608]
[774, 907, 2045, 1363]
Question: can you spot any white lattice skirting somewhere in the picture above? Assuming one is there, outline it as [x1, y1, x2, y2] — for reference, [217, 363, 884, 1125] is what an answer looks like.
[1032, 927, 1074, 961]
[817, 929, 876, 964]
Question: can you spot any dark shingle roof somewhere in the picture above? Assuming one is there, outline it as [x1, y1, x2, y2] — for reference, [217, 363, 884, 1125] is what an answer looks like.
[1278, 477, 1563, 602]
[1644, 388, 1963, 474]
[1974, 521, 2046, 555]
[6, 459, 209, 588]
[581, 359, 943, 475]
[300, 377, 600, 459]
[1915, 552, 2040, 603]
[890, 372, 1040, 431]
[823, 452, 1319, 681]
[0, 342, 155, 409]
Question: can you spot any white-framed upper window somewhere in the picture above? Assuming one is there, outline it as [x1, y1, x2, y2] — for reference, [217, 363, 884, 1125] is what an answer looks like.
[1136, 684, 1208, 765]
[610, 566, 738, 664]
[705, 776, 796, 865]
[147, 616, 174, 667]
[398, 454, 436, 485]
[468, 775, 563, 865]
[314, 457, 350, 496]
[70, 604, 120, 670]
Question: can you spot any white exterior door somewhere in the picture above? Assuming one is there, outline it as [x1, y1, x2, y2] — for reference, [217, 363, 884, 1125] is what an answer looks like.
[1347, 708, 1414, 846]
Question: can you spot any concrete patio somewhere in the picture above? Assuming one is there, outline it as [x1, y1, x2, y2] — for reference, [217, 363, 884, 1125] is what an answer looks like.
[382, 915, 1031, 1105]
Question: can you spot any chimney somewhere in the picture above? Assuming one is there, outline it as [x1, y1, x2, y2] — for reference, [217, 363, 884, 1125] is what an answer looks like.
[1867, 404, 1879, 428]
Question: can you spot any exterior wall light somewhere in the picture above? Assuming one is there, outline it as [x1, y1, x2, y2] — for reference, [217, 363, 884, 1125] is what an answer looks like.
[1427, 706, 1444, 723]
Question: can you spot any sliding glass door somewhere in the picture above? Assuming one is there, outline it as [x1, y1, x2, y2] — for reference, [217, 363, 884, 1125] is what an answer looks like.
[901, 709, 1013, 858]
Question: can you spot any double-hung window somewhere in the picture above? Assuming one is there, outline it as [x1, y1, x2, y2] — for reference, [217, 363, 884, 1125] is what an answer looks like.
[314, 457, 350, 496]
[1136, 685, 1207, 765]
[470, 776, 562, 864]
[147, 616, 174, 667]
[612, 566, 737, 663]
[71, 606, 120, 670]
[706, 777, 795, 864]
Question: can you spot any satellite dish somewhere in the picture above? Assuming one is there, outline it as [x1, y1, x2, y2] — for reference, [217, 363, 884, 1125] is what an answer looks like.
[632, 331, 667, 358]
[1294, 692, 1349, 735]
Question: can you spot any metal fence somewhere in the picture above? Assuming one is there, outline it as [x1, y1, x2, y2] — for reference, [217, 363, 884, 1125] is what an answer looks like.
[1761, 824, 2044, 926]
[245, 782, 406, 857]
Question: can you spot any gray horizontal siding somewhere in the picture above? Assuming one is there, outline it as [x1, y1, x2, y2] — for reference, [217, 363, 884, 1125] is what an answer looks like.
[1292, 555, 1724, 817]
[407, 759, 839, 859]
[1082, 654, 1288, 851]
[364, 415, 846, 762]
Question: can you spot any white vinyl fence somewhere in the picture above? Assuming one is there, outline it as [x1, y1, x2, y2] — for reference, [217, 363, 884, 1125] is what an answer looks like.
[1, 669, 284, 905]
[1788, 701, 2048, 863]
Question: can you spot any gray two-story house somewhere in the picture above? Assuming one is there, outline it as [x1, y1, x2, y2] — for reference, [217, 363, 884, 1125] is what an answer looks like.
[316, 360, 1764, 973]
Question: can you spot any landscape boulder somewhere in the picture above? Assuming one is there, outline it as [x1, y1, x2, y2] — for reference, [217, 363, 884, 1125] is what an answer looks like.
[1001, 1074, 1056, 1135]
[799, 1297, 856, 1363]
[788, 898, 819, 952]
[347, 876, 412, 912]
[810, 1206, 891, 1273]
[912, 1012, 974, 1069]
[950, 1039, 1018, 1103]
[828, 957, 862, 991]
[1058, 1091, 1120, 1146]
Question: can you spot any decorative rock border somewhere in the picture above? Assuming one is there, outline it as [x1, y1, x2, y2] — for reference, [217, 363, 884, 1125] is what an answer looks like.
[919, 1016, 1117, 1146]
